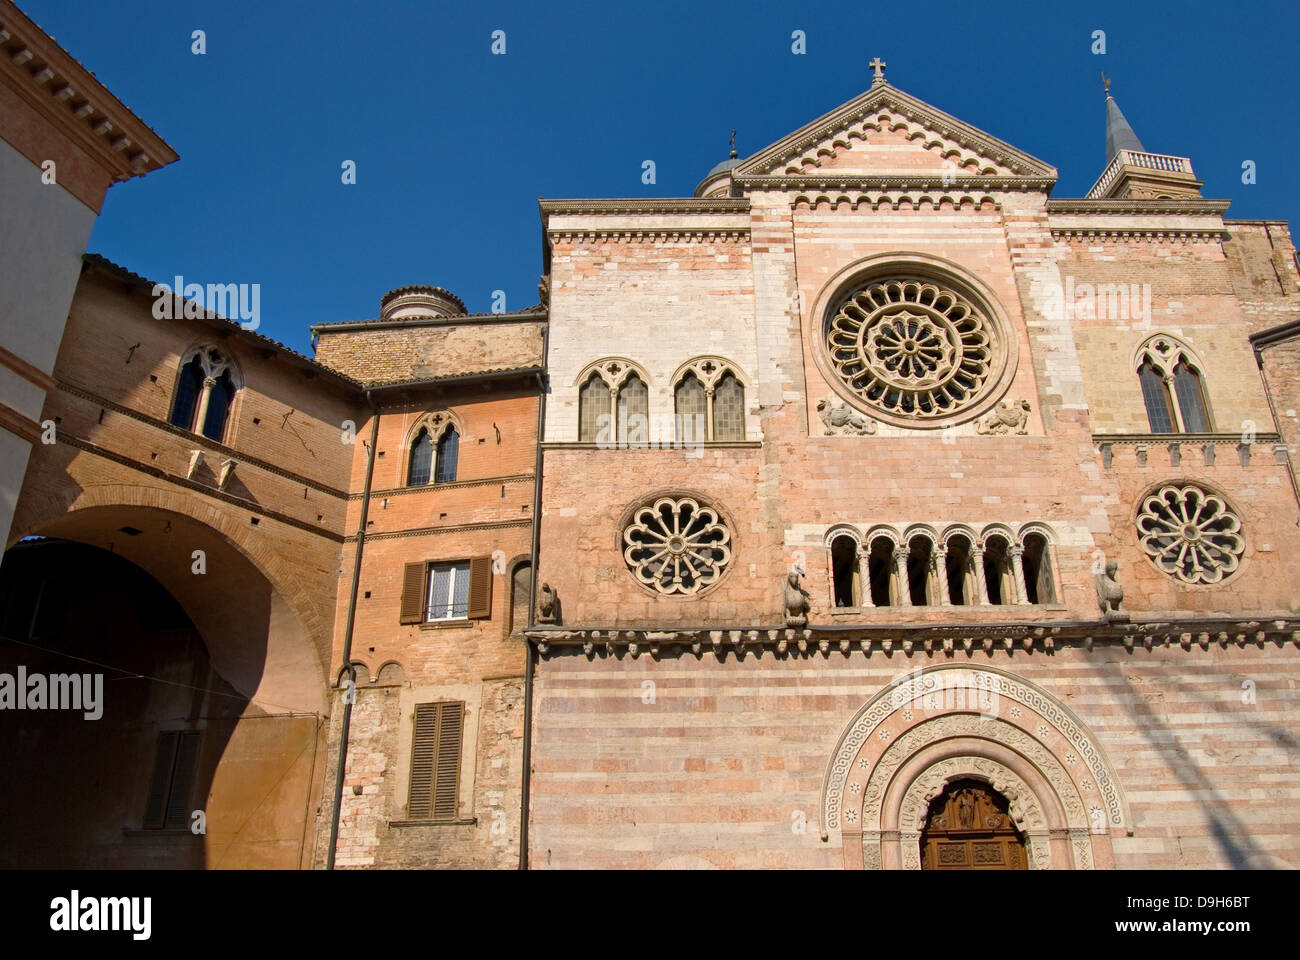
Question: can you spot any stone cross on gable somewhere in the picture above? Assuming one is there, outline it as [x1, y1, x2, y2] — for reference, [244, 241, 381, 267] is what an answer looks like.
[869, 57, 887, 84]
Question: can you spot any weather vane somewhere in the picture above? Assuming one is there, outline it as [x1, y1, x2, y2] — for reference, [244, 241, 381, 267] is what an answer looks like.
[729, 129, 737, 159]
[1101, 71, 1112, 97]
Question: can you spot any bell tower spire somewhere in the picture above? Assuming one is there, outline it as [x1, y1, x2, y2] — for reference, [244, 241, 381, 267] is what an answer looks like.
[1086, 74, 1202, 200]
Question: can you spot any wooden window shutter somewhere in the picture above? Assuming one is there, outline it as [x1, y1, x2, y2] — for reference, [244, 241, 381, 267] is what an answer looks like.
[143, 731, 179, 828]
[467, 556, 492, 619]
[164, 731, 201, 828]
[399, 562, 427, 624]
[143, 730, 200, 829]
[408, 701, 464, 821]
[432, 702, 463, 820]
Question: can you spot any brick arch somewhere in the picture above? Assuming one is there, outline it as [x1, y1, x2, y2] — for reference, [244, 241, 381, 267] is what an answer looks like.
[10, 482, 329, 714]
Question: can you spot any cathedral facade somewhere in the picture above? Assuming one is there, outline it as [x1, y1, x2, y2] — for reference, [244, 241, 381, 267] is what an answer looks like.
[3, 5, 1300, 870]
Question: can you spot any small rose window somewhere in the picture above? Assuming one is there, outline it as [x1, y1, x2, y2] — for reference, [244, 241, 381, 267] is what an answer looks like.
[1136, 483, 1245, 584]
[622, 496, 731, 595]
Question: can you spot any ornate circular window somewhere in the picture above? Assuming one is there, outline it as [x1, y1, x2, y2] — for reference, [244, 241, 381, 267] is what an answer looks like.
[821, 271, 1012, 427]
[1136, 483, 1245, 585]
[622, 496, 732, 595]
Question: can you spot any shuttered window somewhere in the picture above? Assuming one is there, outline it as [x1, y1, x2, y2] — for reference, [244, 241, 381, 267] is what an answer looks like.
[143, 730, 200, 829]
[399, 558, 492, 624]
[408, 701, 464, 821]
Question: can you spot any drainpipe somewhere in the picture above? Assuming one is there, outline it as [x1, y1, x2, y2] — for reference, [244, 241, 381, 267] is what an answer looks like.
[520, 324, 549, 870]
[327, 391, 380, 869]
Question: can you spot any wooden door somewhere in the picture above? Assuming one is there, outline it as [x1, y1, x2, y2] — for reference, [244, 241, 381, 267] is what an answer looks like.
[920, 779, 1026, 870]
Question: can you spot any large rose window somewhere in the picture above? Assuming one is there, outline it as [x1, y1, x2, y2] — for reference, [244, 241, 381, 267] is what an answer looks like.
[1136, 483, 1245, 584]
[623, 496, 731, 595]
[824, 277, 1000, 422]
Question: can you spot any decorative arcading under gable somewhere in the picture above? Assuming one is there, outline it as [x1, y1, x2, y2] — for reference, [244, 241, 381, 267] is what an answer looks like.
[1051, 228, 1229, 242]
[546, 229, 750, 244]
[792, 192, 1003, 212]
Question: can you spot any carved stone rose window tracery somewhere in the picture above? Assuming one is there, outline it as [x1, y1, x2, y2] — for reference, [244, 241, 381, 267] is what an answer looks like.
[825, 277, 998, 422]
[622, 496, 731, 595]
[1136, 483, 1245, 584]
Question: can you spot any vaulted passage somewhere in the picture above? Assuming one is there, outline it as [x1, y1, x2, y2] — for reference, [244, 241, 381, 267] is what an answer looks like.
[920, 778, 1026, 870]
[0, 505, 326, 868]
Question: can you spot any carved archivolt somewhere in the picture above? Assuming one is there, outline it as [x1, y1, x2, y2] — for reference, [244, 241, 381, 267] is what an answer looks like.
[856, 713, 1086, 832]
[1136, 483, 1244, 585]
[821, 667, 1127, 839]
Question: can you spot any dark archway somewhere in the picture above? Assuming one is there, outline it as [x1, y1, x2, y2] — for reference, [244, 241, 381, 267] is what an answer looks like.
[0, 539, 246, 867]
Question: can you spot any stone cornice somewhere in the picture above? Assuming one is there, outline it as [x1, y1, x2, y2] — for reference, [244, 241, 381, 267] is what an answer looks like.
[56, 431, 344, 542]
[1048, 199, 1231, 216]
[353, 473, 535, 501]
[541, 440, 763, 450]
[547, 229, 749, 243]
[1052, 228, 1229, 242]
[54, 378, 351, 498]
[735, 175, 1055, 193]
[1093, 432, 1280, 445]
[0, 2, 177, 179]
[539, 197, 750, 220]
[343, 518, 532, 543]
[524, 618, 1300, 659]
[733, 83, 1057, 180]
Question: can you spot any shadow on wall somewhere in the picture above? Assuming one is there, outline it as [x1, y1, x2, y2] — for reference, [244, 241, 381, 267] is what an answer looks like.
[1100, 657, 1296, 869]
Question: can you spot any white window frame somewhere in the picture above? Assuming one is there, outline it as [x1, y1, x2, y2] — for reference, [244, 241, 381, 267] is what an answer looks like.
[426, 561, 471, 622]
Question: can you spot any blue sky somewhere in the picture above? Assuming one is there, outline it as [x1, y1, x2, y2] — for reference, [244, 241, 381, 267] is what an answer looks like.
[22, 0, 1300, 353]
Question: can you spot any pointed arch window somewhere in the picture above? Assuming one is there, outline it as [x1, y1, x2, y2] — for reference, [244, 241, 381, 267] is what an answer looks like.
[434, 427, 459, 483]
[409, 428, 433, 486]
[672, 357, 748, 442]
[578, 375, 609, 442]
[408, 418, 459, 487]
[575, 359, 651, 444]
[170, 346, 240, 442]
[616, 374, 648, 444]
[1136, 336, 1213, 434]
[1138, 360, 1176, 434]
[1172, 362, 1210, 433]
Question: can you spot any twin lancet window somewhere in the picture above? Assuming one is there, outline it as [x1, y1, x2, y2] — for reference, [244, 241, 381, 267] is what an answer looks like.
[170, 346, 240, 442]
[577, 358, 746, 443]
[1136, 336, 1211, 434]
[828, 527, 1057, 608]
[408, 419, 459, 486]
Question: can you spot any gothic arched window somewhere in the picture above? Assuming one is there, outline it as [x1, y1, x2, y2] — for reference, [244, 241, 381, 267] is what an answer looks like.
[712, 372, 745, 441]
[674, 373, 707, 443]
[170, 346, 241, 442]
[434, 427, 459, 483]
[671, 357, 748, 442]
[408, 428, 433, 486]
[1136, 336, 1213, 434]
[578, 374, 609, 442]
[617, 374, 648, 444]
[1172, 362, 1210, 433]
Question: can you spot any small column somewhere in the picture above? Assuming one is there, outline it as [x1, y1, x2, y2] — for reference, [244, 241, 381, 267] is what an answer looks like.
[1011, 545, 1031, 605]
[704, 386, 715, 443]
[972, 544, 989, 605]
[192, 376, 217, 434]
[934, 546, 951, 606]
[894, 546, 913, 607]
[857, 547, 874, 608]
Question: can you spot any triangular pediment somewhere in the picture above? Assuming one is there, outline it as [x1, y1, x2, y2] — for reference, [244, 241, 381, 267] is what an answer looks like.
[734, 83, 1056, 183]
